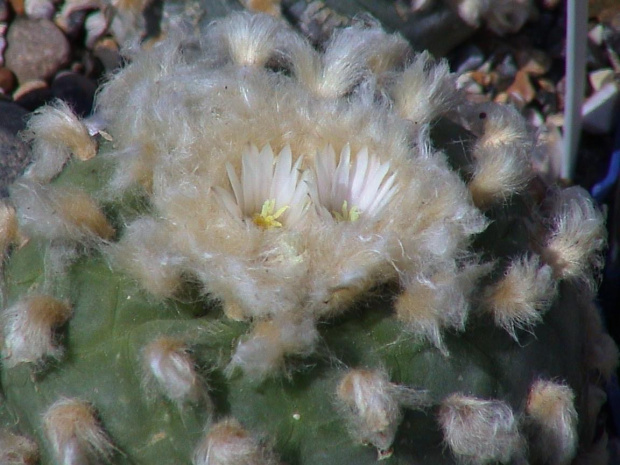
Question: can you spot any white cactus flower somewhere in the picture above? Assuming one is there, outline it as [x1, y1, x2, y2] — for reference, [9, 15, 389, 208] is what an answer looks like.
[310, 144, 398, 223]
[213, 144, 309, 229]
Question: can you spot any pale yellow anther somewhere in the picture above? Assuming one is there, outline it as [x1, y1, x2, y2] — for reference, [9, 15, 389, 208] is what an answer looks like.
[252, 199, 289, 229]
[333, 200, 360, 222]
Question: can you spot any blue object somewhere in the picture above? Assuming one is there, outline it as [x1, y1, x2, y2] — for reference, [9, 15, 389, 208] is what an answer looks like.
[591, 118, 620, 202]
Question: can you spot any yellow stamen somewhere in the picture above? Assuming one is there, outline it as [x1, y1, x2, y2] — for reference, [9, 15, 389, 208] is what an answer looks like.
[333, 201, 360, 222]
[253, 199, 289, 229]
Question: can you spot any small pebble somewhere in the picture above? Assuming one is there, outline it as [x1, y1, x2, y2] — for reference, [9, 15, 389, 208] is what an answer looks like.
[0, 100, 31, 196]
[589, 68, 616, 92]
[545, 113, 564, 127]
[8, 0, 24, 16]
[93, 37, 122, 72]
[0, 23, 6, 66]
[24, 0, 55, 19]
[4, 18, 71, 84]
[495, 53, 518, 79]
[51, 71, 97, 116]
[494, 92, 510, 104]
[452, 43, 485, 74]
[0, 66, 16, 93]
[516, 48, 551, 76]
[13, 79, 52, 111]
[456, 72, 483, 94]
[588, 24, 606, 46]
[506, 69, 536, 108]
[582, 81, 620, 134]
[0, 0, 9, 21]
[84, 10, 108, 49]
[56, 0, 101, 36]
[0, 99, 28, 135]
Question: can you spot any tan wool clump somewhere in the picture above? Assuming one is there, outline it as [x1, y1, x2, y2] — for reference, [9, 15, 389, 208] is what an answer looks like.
[0, 200, 18, 255]
[43, 398, 116, 465]
[0, 429, 40, 464]
[540, 186, 606, 289]
[336, 368, 427, 452]
[193, 418, 277, 465]
[1, 295, 72, 367]
[11, 182, 114, 244]
[438, 394, 524, 464]
[22, 100, 97, 184]
[525, 380, 578, 465]
[483, 254, 556, 340]
[143, 337, 210, 407]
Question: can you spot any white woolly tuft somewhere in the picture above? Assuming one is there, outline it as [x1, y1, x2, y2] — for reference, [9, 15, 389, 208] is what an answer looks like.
[0, 200, 18, 255]
[0, 429, 40, 464]
[395, 263, 485, 354]
[22, 100, 97, 184]
[193, 418, 277, 465]
[483, 255, 556, 340]
[1, 295, 72, 367]
[143, 337, 210, 408]
[439, 394, 524, 465]
[392, 52, 456, 127]
[467, 105, 533, 208]
[110, 218, 184, 298]
[525, 380, 578, 465]
[43, 398, 116, 465]
[541, 186, 606, 289]
[227, 316, 318, 379]
[314, 24, 409, 98]
[206, 11, 289, 67]
[336, 368, 427, 451]
[11, 182, 114, 244]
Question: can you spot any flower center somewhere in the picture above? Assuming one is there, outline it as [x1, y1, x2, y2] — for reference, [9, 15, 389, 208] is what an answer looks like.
[333, 201, 360, 222]
[253, 200, 290, 229]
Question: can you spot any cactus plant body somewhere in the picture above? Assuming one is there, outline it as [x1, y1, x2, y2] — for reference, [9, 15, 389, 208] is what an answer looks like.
[0, 11, 616, 465]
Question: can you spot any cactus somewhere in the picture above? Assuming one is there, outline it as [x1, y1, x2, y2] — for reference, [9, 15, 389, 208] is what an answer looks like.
[0, 12, 616, 465]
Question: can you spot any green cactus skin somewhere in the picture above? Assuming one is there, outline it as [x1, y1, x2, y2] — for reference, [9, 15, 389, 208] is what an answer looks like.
[0, 12, 613, 465]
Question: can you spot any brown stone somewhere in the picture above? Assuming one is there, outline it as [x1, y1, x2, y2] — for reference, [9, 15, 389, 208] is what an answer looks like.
[506, 70, 536, 107]
[516, 49, 552, 76]
[8, 0, 23, 16]
[4, 18, 70, 84]
[0, 66, 16, 93]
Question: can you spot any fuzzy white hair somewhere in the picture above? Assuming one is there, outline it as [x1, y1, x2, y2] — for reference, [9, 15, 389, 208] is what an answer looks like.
[0, 429, 40, 464]
[43, 398, 116, 465]
[193, 418, 277, 465]
[525, 380, 578, 465]
[1, 295, 72, 367]
[483, 254, 556, 340]
[439, 394, 524, 464]
[22, 100, 97, 184]
[541, 186, 606, 289]
[142, 337, 210, 408]
[336, 368, 427, 451]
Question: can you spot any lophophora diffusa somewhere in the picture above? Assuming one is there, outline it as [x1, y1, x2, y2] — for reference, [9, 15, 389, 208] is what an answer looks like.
[0, 10, 613, 465]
